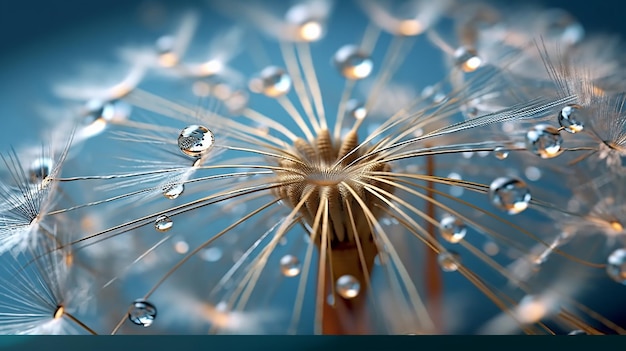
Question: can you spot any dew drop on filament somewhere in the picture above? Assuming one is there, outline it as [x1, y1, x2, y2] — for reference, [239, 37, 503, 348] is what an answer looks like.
[333, 45, 373, 80]
[279, 254, 301, 277]
[128, 299, 157, 327]
[489, 177, 531, 215]
[178, 125, 215, 158]
[336, 275, 361, 299]
[154, 215, 173, 232]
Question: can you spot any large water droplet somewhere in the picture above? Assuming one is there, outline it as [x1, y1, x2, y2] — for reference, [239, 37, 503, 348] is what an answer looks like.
[249, 66, 292, 98]
[128, 299, 157, 327]
[439, 215, 467, 244]
[163, 183, 184, 199]
[526, 124, 563, 159]
[178, 125, 215, 158]
[333, 45, 373, 80]
[489, 177, 531, 214]
[454, 47, 482, 72]
[154, 215, 173, 232]
[279, 254, 301, 277]
[437, 251, 461, 272]
[558, 104, 584, 133]
[29, 157, 54, 183]
[336, 275, 360, 299]
[607, 248, 626, 284]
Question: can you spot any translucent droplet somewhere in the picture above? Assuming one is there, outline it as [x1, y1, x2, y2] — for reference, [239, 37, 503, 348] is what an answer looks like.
[345, 99, 367, 120]
[128, 299, 157, 327]
[155, 35, 178, 67]
[201, 247, 223, 262]
[163, 183, 184, 199]
[489, 177, 531, 215]
[493, 146, 509, 160]
[558, 104, 584, 133]
[249, 66, 292, 98]
[333, 45, 373, 80]
[285, 3, 324, 42]
[439, 215, 467, 243]
[178, 125, 215, 158]
[526, 124, 563, 159]
[454, 47, 482, 72]
[336, 275, 360, 299]
[437, 251, 461, 272]
[154, 215, 173, 232]
[606, 248, 626, 284]
[29, 157, 54, 183]
[279, 254, 301, 277]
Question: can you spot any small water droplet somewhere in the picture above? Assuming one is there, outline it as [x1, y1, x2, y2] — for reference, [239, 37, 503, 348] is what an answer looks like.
[345, 99, 367, 120]
[489, 177, 531, 214]
[29, 157, 54, 183]
[333, 45, 373, 80]
[249, 66, 292, 98]
[558, 104, 584, 133]
[163, 183, 184, 199]
[154, 215, 173, 232]
[439, 215, 467, 243]
[526, 124, 563, 159]
[336, 275, 360, 299]
[607, 248, 626, 284]
[437, 251, 461, 272]
[454, 47, 482, 72]
[493, 146, 509, 160]
[178, 125, 215, 158]
[128, 299, 157, 327]
[568, 330, 588, 335]
[279, 254, 301, 277]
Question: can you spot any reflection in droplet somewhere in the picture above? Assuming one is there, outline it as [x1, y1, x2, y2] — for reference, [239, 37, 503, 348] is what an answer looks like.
[336, 275, 360, 299]
[439, 215, 467, 244]
[128, 299, 157, 327]
[437, 251, 461, 272]
[526, 124, 562, 159]
[333, 45, 373, 80]
[279, 254, 301, 277]
[489, 177, 531, 215]
[154, 215, 173, 232]
[178, 125, 215, 158]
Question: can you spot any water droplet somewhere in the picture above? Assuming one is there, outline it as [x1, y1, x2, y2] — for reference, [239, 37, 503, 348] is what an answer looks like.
[178, 125, 215, 158]
[155, 35, 178, 67]
[128, 299, 157, 327]
[606, 248, 626, 284]
[154, 215, 173, 232]
[493, 146, 509, 160]
[345, 99, 367, 120]
[437, 251, 461, 272]
[29, 157, 54, 183]
[279, 254, 301, 277]
[174, 240, 189, 254]
[568, 330, 588, 335]
[163, 183, 184, 199]
[333, 45, 373, 80]
[336, 275, 360, 299]
[439, 215, 467, 243]
[454, 47, 482, 72]
[558, 104, 584, 133]
[249, 66, 292, 97]
[526, 124, 563, 159]
[524, 166, 542, 181]
[489, 177, 531, 215]
[285, 3, 325, 42]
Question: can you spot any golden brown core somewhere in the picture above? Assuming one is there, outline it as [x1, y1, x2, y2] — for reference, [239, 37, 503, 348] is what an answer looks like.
[273, 128, 393, 278]
[53, 305, 65, 320]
